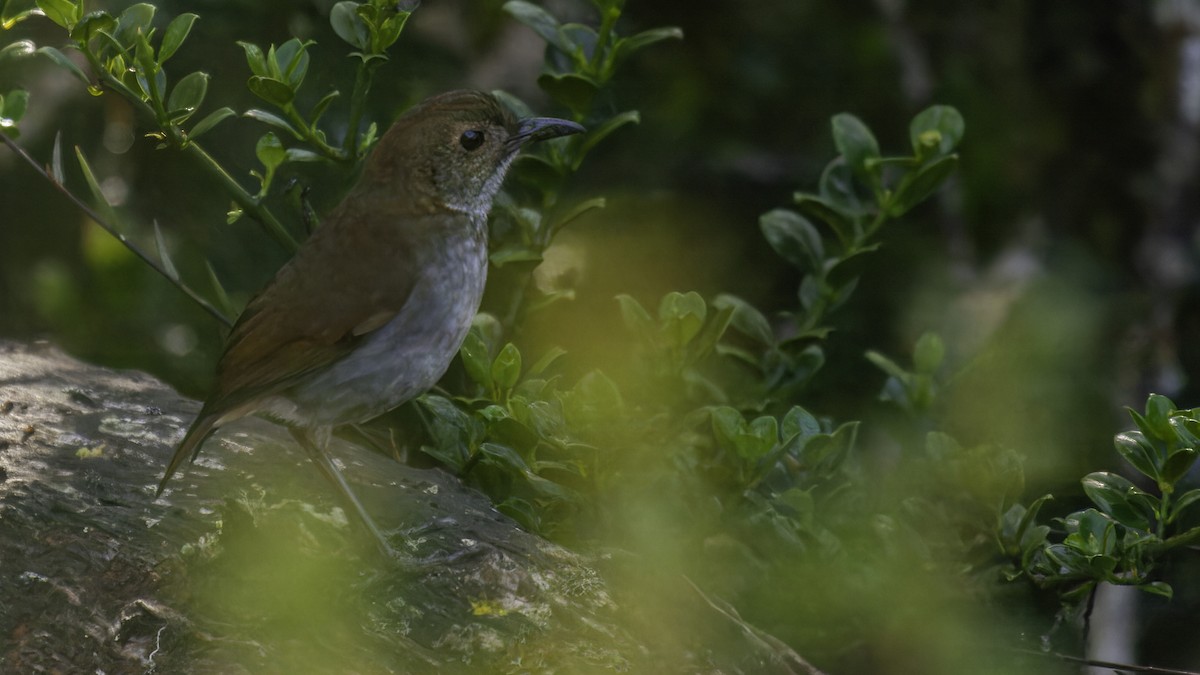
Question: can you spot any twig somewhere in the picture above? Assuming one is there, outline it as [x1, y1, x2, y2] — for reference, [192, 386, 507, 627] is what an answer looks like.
[0, 132, 234, 327]
[1015, 648, 1200, 675]
[683, 575, 829, 675]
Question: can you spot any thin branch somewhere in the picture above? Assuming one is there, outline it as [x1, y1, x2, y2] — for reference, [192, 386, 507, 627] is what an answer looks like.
[684, 575, 829, 675]
[0, 132, 234, 327]
[1015, 648, 1200, 675]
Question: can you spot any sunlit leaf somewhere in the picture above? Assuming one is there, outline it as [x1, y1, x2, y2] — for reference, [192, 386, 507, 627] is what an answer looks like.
[153, 220, 179, 282]
[167, 71, 208, 121]
[830, 113, 880, 183]
[158, 12, 198, 63]
[491, 343, 523, 391]
[189, 106, 235, 139]
[909, 104, 965, 156]
[37, 46, 89, 85]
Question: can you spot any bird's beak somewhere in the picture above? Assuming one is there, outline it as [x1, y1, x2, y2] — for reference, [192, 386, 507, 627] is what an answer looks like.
[509, 117, 586, 149]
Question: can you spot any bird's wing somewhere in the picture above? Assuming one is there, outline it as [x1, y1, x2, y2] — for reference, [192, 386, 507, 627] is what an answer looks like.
[207, 204, 426, 417]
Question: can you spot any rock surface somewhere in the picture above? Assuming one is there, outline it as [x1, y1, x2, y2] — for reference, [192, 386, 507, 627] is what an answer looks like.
[0, 340, 642, 673]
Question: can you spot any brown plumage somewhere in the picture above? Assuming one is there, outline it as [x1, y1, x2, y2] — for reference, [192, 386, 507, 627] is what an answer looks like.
[157, 90, 584, 557]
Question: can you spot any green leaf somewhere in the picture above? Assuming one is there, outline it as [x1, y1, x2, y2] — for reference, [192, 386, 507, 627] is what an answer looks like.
[134, 59, 167, 103]
[782, 406, 820, 442]
[1170, 488, 1200, 523]
[0, 89, 29, 129]
[924, 431, 961, 460]
[564, 370, 623, 424]
[1081, 472, 1154, 532]
[1168, 415, 1200, 448]
[616, 294, 656, 344]
[792, 192, 852, 246]
[49, 131, 64, 185]
[713, 293, 774, 347]
[189, 106, 235, 139]
[460, 328, 493, 389]
[818, 157, 870, 219]
[527, 346, 566, 378]
[909, 104, 964, 156]
[659, 291, 706, 348]
[416, 395, 478, 470]
[0, 40, 37, 61]
[166, 71, 208, 121]
[247, 76, 294, 107]
[331, 1, 369, 50]
[485, 418, 539, 453]
[243, 108, 303, 140]
[807, 421, 857, 474]
[310, 89, 341, 126]
[1139, 582, 1173, 600]
[1144, 393, 1177, 438]
[830, 113, 880, 181]
[502, 1, 569, 52]
[255, 132, 286, 170]
[491, 343, 522, 391]
[491, 89, 534, 119]
[69, 11, 116, 43]
[710, 406, 744, 453]
[1161, 447, 1198, 486]
[888, 155, 957, 217]
[489, 245, 543, 267]
[73, 145, 118, 224]
[739, 415, 778, 460]
[285, 148, 322, 162]
[798, 274, 820, 311]
[204, 260, 237, 317]
[1015, 494, 1053, 546]
[827, 275, 859, 312]
[158, 12, 198, 63]
[115, 3, 155, 44]
[35, 0, 77, 28]
[579, 110, 638, 158]
[759, 208, 823, 272]
[37, 46, 89, 85]
[913, 332, 944, 375]
[375, 9, 413, 52]
[2, 2, 42, 29]
[237, 41, 269, 78]
[536, 72, 597, 117]
[689, 300, 733, 360]
[274, 38, 311, 89]
[1113, 431, 1160, 482]
[612, 26, 683, 65]
[477, 441, 532, 472]
[153, 221, 179, 282]
[552, 197, 606, 234]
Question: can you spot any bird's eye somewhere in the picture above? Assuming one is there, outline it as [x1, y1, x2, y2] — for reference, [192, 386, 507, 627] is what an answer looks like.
[459, 129, 485, 151]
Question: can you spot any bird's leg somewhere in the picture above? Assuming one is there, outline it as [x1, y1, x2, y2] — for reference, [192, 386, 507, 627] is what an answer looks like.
[288, 426, 397, 560]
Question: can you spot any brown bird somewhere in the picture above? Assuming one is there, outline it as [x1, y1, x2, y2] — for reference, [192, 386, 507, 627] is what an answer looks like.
[157, 90, 584, 557]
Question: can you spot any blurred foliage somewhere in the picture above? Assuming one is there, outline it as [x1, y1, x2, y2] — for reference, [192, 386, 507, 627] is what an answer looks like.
[6, 0, 1200, 673]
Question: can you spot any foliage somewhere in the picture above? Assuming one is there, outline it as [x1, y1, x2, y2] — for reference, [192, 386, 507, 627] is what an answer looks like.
[3, 0, 1195, 672]
[1012, 395, 1200, 608]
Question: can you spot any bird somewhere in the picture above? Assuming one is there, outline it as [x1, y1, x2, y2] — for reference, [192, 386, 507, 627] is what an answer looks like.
[156, 90, 585, 558]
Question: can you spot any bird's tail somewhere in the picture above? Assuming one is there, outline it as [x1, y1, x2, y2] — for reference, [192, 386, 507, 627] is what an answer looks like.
[156, 412, 219, 497]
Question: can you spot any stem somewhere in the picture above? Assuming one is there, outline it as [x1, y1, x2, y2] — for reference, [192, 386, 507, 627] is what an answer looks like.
[590, 5, 620, 77]
[342, 58, 376, 157]
[1159, 523, 1200, 552]
[861, 207, 891, 243]
[183, 143, 298, 251]
[283, 103, 348, 163]
[0, 133, 234, 327]
[82, 47, 299, 252]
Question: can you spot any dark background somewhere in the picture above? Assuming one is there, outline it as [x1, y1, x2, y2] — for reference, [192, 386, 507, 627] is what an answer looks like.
[2, 0, 1199, 666]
